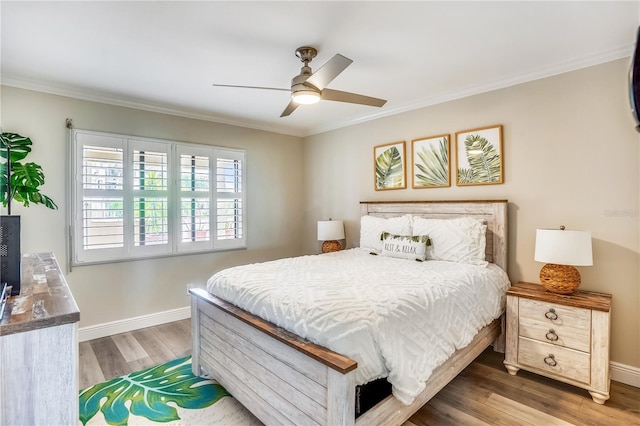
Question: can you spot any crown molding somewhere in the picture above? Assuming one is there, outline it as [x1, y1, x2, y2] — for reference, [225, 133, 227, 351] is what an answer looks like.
[305, 44, 634, 136]
[0, 76, 306, 137]
[2, 44, 632, 139]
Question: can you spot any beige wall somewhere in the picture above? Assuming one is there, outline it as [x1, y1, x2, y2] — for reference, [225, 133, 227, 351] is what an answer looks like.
[0, 86, 304, 327]
[302, 59, 640, 368]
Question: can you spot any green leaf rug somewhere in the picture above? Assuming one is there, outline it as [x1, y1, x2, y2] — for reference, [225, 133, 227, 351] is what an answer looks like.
[79, 356, 262, 425]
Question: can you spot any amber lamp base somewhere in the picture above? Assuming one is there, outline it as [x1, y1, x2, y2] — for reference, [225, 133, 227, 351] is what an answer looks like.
[540, 263, 581, 294]
[321, 240, 342, 253]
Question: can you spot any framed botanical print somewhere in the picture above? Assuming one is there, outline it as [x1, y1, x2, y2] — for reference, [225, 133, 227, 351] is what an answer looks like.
[412, 134, 450, 188]
[374, 141, 406, 190]
[455, 125, 503, 186]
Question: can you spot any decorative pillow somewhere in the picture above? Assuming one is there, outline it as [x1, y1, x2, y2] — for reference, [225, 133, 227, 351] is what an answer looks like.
[412, 217, 488, 266]
[380, 232, 431, 261]
[360, 214, 412, 253]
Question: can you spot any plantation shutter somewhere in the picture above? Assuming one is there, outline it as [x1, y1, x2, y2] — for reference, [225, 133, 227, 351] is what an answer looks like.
[75, 133, 126, 263]
[129, 139, 171, 257]
[176, 145, 213, 253]
[214, 149, 246, 249]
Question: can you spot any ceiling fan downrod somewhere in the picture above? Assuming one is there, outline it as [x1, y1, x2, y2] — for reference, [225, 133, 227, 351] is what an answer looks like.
[291, 46, 321, 104]
[295, 46, 317, 78]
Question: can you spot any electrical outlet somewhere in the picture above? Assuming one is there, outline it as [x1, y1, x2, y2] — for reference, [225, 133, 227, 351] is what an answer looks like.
[186, 283, 195, 295]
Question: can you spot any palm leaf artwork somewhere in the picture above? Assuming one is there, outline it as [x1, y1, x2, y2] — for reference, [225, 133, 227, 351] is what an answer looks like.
[414, 137, 449, 187]
[0, 132, 58, 210]
[456, 167, 477, 184]
[375, 145, 404, 189]
[79, 356, 230, 425]
[457, 134, 502, 184]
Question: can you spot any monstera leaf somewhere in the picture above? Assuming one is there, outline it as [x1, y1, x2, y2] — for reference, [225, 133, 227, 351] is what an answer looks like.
[376, 146, 404, 188]
[415, 138, 449, 186]
[79, 356, 230, 425]
[457, 134, 501, 183]
[0, 132, 32, 162]
[1, 131, 57, 210]
[0, 161, 57, 209]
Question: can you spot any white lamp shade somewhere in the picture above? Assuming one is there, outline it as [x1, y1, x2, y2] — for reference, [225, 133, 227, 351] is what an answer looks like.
[317, 220, 345, 241]
[534, 228, 593, 266]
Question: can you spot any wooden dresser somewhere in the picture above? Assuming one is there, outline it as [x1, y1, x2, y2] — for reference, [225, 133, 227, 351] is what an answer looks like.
[0, 252, 80, 425]
[503, 282, 611, 404]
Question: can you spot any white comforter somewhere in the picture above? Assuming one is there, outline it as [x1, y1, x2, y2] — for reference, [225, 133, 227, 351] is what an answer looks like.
[206, 248, 510, 405]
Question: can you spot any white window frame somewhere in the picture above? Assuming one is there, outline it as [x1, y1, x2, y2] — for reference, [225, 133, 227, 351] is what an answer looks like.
[70, 129, 247, 265]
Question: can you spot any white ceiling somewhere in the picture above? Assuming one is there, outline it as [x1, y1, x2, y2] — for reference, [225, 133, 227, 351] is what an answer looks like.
[2, 1, 639, 137]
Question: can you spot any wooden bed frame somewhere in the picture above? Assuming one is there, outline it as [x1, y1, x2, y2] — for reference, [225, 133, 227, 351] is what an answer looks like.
[190, 200, 509, 426]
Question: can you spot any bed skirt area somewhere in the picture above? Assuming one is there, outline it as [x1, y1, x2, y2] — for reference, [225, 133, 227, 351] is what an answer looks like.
[190, 288, 503, 426]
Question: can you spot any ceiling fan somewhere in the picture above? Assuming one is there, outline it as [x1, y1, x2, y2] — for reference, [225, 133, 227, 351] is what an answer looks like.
[213, 46, 387, 117]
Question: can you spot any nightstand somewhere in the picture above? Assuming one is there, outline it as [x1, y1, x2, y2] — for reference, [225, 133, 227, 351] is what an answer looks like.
[503, 282, 611, 404]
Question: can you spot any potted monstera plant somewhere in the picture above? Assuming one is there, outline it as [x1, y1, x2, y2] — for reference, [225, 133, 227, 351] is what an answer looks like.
[1, 132, 57, 295]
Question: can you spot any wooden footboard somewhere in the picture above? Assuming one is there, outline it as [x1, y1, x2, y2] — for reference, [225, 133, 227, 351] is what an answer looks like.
[191, 288, 357, 425]
[191, 288, 502, 426]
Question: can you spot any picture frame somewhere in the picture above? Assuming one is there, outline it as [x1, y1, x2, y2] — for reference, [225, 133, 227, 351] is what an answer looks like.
[374, 141, 406, 191]
[455, 124, 504, 186]
[411, 134, 450, 188]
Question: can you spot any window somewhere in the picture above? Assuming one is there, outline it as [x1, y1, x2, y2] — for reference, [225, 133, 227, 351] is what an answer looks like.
[71, 130, 246, 265]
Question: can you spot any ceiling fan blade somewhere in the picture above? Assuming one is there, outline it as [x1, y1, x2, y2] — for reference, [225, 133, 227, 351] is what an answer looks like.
[321, 89, 387, 107]
[305, 54, 353, 90]
[280, 101, 299, 117]
[213, 84, 290, 92]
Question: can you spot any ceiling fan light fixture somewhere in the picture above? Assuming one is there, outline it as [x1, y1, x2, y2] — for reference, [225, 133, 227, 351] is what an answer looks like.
[292, 90, 321, 105]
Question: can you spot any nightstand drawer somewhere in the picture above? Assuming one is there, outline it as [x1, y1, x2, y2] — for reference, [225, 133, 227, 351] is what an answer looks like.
[518, 337, 590, 384]
[519, 298, 591, 330]
[519, 316, 590, 352]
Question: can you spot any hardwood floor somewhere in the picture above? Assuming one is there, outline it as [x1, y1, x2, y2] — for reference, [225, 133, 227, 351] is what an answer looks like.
[79, 319, 192, 389]
[79, 319, 640, 425]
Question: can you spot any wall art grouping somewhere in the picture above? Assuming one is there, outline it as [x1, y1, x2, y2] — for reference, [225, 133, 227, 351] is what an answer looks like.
[374, 124, 503, 190]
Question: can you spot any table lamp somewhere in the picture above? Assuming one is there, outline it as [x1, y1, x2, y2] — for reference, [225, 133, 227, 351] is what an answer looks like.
[317, 219, 345, 253]
[534, 226, 593, 294]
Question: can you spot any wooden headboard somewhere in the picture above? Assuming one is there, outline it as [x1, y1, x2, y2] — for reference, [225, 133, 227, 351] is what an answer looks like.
[360, 200, 508, 272]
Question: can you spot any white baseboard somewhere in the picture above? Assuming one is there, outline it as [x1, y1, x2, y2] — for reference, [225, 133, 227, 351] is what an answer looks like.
[611, 361, 640, 388]
[78, 306, 191, 342]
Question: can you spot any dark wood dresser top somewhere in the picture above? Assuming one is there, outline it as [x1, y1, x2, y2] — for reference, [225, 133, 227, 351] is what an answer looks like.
[507, 281, 611, 312]
[0, 252, 80, 336]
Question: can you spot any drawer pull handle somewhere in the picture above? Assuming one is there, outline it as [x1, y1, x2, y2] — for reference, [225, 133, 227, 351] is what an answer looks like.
[546, 329, 559, 341]
[544, 354, 557, 367]
[544, 308, 558, 321]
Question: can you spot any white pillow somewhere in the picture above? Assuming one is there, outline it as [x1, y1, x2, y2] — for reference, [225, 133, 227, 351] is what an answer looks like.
[380, 232, 431, 261]
[360, 214, 412, 253]
[412, 216, 488, 266]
